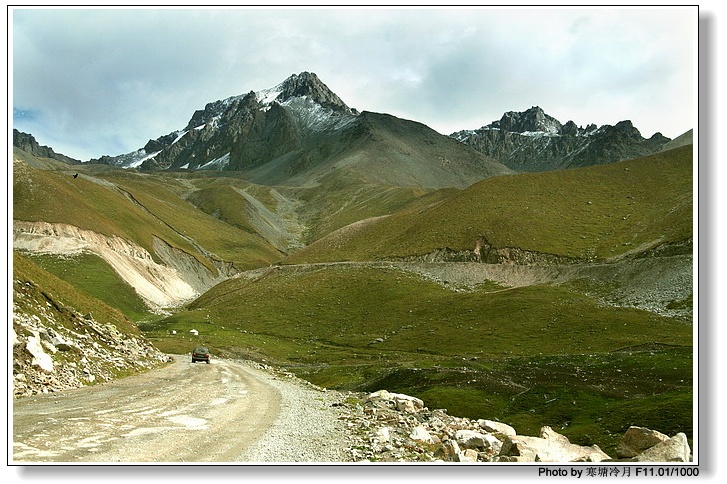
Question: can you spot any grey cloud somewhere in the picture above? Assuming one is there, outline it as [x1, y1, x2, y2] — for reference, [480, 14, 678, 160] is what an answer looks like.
[12, 7, 694, 160]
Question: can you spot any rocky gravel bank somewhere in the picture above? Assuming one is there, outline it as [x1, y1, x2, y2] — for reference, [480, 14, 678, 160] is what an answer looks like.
[242, 363, 692, 464]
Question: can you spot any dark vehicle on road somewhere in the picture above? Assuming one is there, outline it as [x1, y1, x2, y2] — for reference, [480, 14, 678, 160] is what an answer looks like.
[191, 346, 211, 364]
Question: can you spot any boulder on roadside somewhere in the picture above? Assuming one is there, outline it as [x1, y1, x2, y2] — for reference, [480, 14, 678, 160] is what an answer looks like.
[367, 390, 425, 413]
[455, 429, 488, 449]
[617, 426, 670, 458]
[504, 426, 611, 462]
[342, 389, 690, 464]
[478, 419, 517, 437]
[630, 433, 691, 462]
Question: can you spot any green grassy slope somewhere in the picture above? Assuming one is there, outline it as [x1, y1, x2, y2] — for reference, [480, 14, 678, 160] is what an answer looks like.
[101, 172, 282, 270]
[25, 252, 152, 322]
[13, 153, 282, 271]
[286, 145, 693, 263]
[289, 177, 459, 244]
[152, 264, 692, 360]
[154, 169, 458, 248]
[13, 251, 141, 336]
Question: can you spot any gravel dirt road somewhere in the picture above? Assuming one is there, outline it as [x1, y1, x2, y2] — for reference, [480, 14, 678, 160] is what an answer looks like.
[13, 355, 292, 463]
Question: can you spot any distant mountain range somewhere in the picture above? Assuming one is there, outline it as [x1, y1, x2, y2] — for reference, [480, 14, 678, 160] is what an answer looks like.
[86, 72, 510, 189]
[451, 106, 673, 172]
[51, 71, 679, 185]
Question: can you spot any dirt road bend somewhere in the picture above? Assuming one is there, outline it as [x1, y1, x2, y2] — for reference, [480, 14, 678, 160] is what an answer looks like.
[13, 356, 336, 463]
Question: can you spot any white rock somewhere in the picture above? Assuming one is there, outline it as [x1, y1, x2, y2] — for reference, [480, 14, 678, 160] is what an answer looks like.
[617, 426, 670, 458]
[410, 426, 435, 443]
[374, 427, 391, 443]
[458, 449, 479, 462]
[455, 429, 488, 449]
[478, 419, 517, 437]
[367, 389, 424, 413]
[632, 433, 691, 462]
[26, 335, 54, 373]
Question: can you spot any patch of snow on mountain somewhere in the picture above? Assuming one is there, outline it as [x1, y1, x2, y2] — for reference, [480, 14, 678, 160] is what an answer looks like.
[172, 130, 188, 143]
[113, 148, 161, 169]
[198, 152, 230, 170]
[520, 130, 560, 138]
[281, 96, 357, 132]
[451, 130, 474, 142]
[256, 85, 284, 107]
[128, 150, 162, 168]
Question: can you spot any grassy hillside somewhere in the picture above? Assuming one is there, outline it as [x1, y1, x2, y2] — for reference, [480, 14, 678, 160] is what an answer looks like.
[13, 153, 282, 271]
[286, 145, 693, 263]
[13, 138, 694, 457]
[290, 177, 460, 244]
[154, 169, 458, 249]
[236, 110, 513, 190]
[24, 252, 152, 322]
[13, 251, 142, 336]
[153, 264, 692, 359]
[141, 263, 693, 455]
[99, 171, 282, 270]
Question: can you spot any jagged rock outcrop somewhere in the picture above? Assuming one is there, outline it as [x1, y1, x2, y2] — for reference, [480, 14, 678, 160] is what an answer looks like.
[13, 129, 81, 165]
[274, 71, 355, 114]
[338, 389, 691, 463]
[495, 106, 564, 134]
[451, 106, 672, 172]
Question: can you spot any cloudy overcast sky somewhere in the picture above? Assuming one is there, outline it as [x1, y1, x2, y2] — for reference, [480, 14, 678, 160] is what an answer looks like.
[11, 6, 696, 161]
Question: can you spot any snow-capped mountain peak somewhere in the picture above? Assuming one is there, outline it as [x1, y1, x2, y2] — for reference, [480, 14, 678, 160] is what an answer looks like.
[89, 72, 361, 170]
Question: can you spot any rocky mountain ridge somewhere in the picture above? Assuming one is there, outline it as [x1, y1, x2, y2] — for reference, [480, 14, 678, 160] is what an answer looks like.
[87, 71, 509, 189]
[89, 71, 358, 171]
[451, 106, 672, 172]
[13, 129, 81, 165]
[22, 72, 681, 188]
